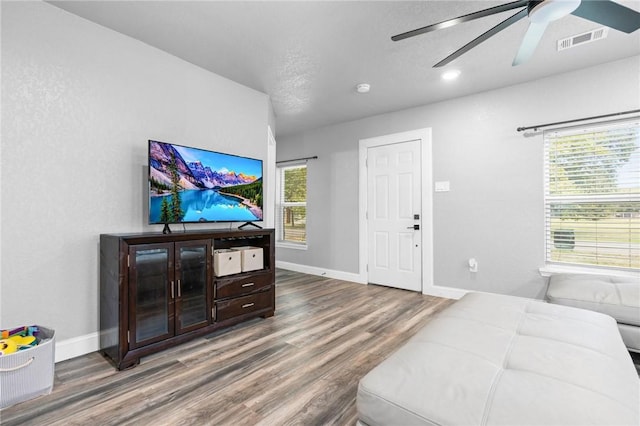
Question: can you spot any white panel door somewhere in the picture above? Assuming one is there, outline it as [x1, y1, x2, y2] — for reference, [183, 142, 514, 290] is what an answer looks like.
[367, 139, 421, 291]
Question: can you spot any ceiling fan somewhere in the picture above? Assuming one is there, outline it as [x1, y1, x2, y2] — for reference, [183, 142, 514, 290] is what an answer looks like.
[391, 0, 640, 67]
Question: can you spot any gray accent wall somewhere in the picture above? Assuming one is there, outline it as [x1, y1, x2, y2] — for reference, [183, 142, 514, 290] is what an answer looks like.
[276, 55, 640, 298]
[1, 2, 270, 344]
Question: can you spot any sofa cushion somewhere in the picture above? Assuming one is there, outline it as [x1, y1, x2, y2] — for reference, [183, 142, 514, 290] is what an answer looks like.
[357, 292, 639, 426]
[546, 273, 640, 326]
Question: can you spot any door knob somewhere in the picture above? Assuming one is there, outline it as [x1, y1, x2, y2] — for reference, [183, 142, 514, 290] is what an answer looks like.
[406, 225, 420, 230]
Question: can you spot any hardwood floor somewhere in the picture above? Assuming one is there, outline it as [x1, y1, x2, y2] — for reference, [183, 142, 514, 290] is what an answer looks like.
[0, 270, 454, 426]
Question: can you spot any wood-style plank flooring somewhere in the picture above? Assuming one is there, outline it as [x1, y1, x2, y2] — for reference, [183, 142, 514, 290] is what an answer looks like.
[0, 270, 454, 426]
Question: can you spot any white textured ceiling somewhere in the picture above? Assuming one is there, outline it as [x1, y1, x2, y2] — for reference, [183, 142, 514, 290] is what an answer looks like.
[49, 1, 640, 137]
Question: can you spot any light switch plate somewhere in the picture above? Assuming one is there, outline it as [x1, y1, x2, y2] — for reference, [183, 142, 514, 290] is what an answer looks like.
[434, 181, 450, 192]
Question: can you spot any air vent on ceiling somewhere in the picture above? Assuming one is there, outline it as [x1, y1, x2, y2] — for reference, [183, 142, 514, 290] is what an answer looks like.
[557, 27, 608, 51]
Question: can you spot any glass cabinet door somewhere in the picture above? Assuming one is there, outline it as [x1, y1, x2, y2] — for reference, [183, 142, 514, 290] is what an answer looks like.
[175, 240, 211, 334]
[129, 244, 174, 348]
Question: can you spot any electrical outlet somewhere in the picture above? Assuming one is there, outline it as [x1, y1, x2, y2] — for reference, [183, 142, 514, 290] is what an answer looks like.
[435, 181, 450, 192]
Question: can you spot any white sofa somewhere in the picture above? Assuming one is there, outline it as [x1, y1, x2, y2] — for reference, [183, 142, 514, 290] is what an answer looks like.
[357, 292, 639, 426]
[546, 273, 640, 352]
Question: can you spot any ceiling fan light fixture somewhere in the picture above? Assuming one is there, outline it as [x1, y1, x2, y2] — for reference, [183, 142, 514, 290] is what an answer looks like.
[394, 0, 638, 68]
[528, 0, 581, 23]
[441, 69, 461, 81]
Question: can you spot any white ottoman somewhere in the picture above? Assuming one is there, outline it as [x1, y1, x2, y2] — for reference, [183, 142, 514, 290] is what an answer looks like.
[546, 273, 640, 352]
[357, 292, 639, 426]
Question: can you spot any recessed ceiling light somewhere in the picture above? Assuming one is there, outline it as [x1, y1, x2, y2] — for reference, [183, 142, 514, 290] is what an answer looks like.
[441, 70, 461, 81]
[356, 83, 371, 93]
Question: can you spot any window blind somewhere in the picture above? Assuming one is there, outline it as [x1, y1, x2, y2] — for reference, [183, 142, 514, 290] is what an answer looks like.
[544, 118, 640, 270]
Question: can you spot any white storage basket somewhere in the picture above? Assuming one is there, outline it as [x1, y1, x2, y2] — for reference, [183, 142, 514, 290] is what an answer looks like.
[0, 326, 55, 410]
[231, 246, 264, 272]
[213, 249, 242, 277]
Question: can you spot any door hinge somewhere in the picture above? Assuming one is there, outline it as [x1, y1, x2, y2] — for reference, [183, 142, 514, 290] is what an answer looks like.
[366, 264, 368, 272]
[127, 255, 130, 268]
[212, 308, 216, 321]
[127, 330, 130, 344]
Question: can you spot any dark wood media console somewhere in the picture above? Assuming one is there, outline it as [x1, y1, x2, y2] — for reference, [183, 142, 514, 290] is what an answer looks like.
[100, 228, 275, 370]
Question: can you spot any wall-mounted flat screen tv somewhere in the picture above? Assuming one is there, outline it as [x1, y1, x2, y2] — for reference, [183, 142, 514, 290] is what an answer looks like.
[148, 140, 263, 225]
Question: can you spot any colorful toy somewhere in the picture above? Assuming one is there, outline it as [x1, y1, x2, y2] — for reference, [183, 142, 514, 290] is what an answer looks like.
[10, 335, 36, 346]
[0, 325, 40, 355]
[0, 339, 17, 355]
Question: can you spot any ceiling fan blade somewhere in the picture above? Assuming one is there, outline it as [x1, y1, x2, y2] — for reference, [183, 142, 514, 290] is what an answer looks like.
[512, 21, 549, 66]
[392, 0, 528, 41]
[571, 0, 640, 33]
[434, 8, 528, 68]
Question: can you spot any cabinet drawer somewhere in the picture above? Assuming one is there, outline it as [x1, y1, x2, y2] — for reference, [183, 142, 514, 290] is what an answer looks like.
[215, 290, 272, 322]
[215, 273, 271, 299]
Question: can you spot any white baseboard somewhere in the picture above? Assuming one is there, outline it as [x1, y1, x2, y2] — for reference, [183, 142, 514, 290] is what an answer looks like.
[276, 261, 470, 300]
[55, 332, 99, 363]
[422, 284, 467, 300]
[276, 261, 366, 284]
[53, 268, 465, 365]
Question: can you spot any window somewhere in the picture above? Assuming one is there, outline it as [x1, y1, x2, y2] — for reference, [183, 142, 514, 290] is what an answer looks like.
[276, 164, 307, 246]
[544, 119, 640, 270]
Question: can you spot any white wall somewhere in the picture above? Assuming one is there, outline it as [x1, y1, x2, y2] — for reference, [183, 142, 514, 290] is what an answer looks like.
[1, 1, 271, 360]
[277, 55, 640, 298]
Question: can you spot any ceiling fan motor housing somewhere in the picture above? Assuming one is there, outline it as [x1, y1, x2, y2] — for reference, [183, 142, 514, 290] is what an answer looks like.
[528, 0, 581, 23]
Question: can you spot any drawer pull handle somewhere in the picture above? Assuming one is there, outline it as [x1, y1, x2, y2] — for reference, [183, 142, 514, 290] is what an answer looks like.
[242, 303, 255, 309]
[242, 282, 255, 287]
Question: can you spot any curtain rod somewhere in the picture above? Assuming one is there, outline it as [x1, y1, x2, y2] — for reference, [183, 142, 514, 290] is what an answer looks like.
[276, 155, 318, 164]
[516, 109, 640, 132]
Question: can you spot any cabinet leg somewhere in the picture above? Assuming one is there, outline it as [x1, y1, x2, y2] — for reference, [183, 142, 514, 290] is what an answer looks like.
[119, 358, 140, 370]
